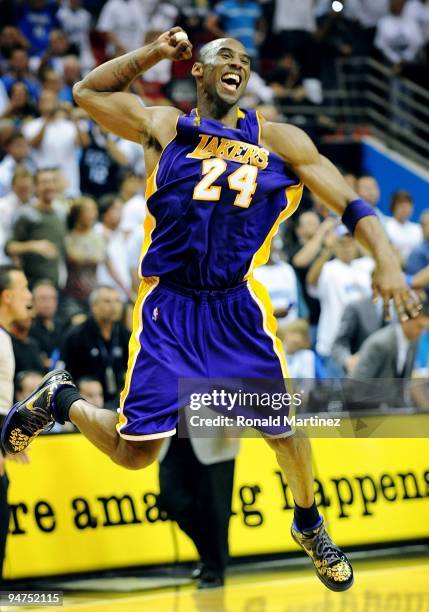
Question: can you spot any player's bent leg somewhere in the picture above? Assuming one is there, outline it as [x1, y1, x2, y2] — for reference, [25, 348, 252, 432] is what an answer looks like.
[0, 370, 162, 471]
[265, 432, 354, 592]
[113, 437, 164, 470]
[69, 399, 163, 470]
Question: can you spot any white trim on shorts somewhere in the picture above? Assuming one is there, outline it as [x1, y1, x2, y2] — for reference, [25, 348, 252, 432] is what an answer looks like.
[262, 427, 296, 439]
[118, 428, 177, 441]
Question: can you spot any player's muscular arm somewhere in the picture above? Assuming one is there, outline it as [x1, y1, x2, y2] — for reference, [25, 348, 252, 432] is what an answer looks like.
[73, 28, 192, 145]
[262, 122, 355, 212]
[262, 121, 421, 319]
[262, 122, 389, 253]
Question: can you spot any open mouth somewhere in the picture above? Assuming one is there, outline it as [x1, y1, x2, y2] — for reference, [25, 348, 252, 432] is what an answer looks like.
[220, 72, 242, 93]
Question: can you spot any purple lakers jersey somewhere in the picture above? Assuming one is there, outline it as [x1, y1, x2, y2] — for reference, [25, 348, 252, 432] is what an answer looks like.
[140, 108, 302, 289]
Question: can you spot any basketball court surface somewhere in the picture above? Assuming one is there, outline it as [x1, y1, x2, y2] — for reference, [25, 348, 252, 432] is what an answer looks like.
[4, 554, 426, 612]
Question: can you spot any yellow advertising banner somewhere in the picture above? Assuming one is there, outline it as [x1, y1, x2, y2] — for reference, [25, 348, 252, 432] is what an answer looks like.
[4, 415, 429, 579]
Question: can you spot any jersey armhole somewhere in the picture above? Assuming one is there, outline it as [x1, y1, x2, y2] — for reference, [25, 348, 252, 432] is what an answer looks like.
[145, 114, 180, 198]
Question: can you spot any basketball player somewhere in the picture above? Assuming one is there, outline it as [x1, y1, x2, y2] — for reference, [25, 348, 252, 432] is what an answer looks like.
[1, 29, 420, 591]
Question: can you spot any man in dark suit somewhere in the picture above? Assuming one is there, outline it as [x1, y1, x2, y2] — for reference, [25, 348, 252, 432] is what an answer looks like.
[61, 286, 129, 406]
[331, 296, 387, 374]
[350, 304, 429, 408]
[158, 408, 240, 590]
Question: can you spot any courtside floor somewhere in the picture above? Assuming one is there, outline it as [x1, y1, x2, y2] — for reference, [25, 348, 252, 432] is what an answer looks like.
[4, 555, 428, 612]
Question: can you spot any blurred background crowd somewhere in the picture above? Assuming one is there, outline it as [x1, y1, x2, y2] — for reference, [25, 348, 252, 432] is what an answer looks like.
[1, 0, 429, 415]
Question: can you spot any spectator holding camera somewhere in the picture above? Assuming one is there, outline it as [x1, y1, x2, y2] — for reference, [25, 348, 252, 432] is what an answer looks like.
[22, 89, 88, 197]
[307, 225, 374, 375]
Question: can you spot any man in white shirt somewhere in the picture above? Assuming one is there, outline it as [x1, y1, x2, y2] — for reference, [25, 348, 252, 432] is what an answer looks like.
[404, 0, 429, 43]
[308, 225, 374, 371]
[96, 0, 147, 56]
[0, 265, 33, 580]
[375, 0, 424, 65]
[385, 190, 423, 263]
[272, 0, 317, 77]
[273, 0, 316, 34]
[22, 89, 88, 197]
[58, 0, 95, 72]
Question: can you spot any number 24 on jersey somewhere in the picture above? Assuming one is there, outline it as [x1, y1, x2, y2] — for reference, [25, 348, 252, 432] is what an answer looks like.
[193, 159, 258, 208]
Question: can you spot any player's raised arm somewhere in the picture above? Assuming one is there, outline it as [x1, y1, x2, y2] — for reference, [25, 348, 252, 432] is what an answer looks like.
[72, 28, 192, 144]
[262, 121, 421, 321]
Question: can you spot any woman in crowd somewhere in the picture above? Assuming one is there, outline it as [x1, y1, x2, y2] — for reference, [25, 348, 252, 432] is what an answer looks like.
[64, 196, 105, 310]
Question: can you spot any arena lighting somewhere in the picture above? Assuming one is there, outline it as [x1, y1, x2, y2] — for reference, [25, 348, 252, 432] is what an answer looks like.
[332, 0, 344, 11]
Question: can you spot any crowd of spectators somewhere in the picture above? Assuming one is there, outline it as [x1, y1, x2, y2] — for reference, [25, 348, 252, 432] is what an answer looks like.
[0, 0, 428, 416]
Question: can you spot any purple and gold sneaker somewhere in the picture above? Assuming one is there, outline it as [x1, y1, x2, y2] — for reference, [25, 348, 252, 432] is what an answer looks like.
[1, 370, 76, 454]
[291, 519, 354, 591]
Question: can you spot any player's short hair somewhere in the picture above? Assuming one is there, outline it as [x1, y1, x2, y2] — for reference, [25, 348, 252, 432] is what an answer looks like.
[197, 38, 245, 64]
[390, 190, 413, 214]
[0, 264, 22, 298]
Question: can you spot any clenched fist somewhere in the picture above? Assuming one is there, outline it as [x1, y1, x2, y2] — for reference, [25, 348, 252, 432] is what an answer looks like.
[155, 27, 193, 62]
